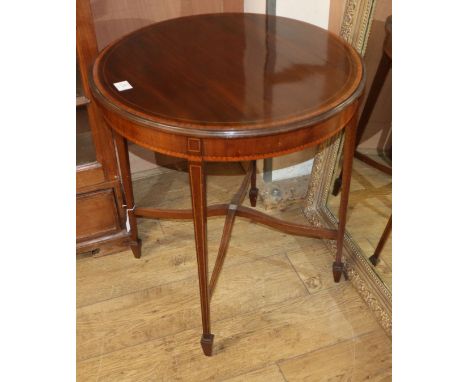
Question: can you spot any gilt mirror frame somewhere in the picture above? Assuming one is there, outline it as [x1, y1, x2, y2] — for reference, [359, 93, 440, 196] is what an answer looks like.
[304, 0, 392, 335]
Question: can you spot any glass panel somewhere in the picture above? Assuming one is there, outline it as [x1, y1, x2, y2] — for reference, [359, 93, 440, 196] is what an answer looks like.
[325, 9, 392, 291]
[327, 151, 392, 290]
[76, 108, 97, 165]
[76, 60, 84, 98]
[76, 62, 97, 165]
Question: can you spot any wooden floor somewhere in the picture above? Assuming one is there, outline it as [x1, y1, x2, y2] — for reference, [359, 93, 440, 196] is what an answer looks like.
[77, 163, 391, 381]
[329, 152, 392, 289]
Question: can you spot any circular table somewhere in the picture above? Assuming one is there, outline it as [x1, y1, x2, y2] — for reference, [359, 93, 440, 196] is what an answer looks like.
[91, 13, 365, 356]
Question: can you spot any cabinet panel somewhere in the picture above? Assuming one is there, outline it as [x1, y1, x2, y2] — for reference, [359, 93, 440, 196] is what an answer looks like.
[76, 163, 106, 190]
[77, 189, 120, 241]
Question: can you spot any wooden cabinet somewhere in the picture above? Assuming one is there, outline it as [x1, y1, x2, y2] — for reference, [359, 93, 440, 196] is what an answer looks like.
[76, 0, 128, 256]
[76, 0, 245, 256]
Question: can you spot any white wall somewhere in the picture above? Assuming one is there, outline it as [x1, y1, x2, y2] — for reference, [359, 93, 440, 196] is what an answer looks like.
[245, 0, 329, 29]
[277, 0, 329, 28]
[244, 0, 266, 13]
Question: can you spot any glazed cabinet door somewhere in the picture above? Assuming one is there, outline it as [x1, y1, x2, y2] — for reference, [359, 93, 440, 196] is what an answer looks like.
[76, 0, 126, 254]
[76, 0, 245, 255]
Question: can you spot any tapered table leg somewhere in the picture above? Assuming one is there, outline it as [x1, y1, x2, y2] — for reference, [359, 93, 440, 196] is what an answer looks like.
[333, 114, 358, 282]
[114, 132, 142, 258]
[249, 160, 259, 207]
[188, 160, 214, 356]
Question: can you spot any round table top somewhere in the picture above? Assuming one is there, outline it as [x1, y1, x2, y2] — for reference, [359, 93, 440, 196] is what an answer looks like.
[92, 13, 364, 138]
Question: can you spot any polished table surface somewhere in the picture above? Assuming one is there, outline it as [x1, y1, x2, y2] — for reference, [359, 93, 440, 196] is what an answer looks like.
[91, 13, 365, 356]
[93, 13, 363, 139]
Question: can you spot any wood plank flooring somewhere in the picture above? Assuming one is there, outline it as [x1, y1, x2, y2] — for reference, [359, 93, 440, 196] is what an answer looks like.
[77, 163, 391, 381]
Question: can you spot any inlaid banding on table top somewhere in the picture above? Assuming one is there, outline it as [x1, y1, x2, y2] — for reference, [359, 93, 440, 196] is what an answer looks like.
[92, 13, 365, 138]
[187, 138, 202, 154]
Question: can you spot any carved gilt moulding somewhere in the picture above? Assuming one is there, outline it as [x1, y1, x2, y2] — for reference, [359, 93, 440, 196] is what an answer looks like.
[303, 0, 391, 336]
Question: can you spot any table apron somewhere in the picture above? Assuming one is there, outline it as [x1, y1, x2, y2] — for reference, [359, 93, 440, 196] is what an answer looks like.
[102, 102, 358, 162]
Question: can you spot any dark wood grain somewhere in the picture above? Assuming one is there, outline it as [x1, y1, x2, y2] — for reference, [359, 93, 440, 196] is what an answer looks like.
[76, 189, 120, 240]
[209, 162, 254, 296]
[134, 204, 226, 219]
[134, 203, 338, 241]
[235, 206, 339, 240]
[249, 160, 259, 207]
[92, 13, 364, 138]
[101, 104, 358, 162]
[90, 13, 365, 356]
[188, 160, 213, 356]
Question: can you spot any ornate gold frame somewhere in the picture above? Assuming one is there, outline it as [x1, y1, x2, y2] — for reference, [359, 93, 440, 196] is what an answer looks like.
[304, 0, 391, 335]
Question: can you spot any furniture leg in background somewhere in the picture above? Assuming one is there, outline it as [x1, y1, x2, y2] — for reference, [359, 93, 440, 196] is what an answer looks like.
[369, 215, 392, 266]
[249, 160, 259, 207]
[332, 16, 392, 196]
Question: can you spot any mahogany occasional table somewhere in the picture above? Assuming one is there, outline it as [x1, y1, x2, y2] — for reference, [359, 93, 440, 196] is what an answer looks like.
[91, 13, 365, 356]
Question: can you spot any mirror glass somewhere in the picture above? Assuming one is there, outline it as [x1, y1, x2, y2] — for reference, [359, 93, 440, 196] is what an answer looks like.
[326, 6, 392, 290]
[327, 154, 392, 289]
